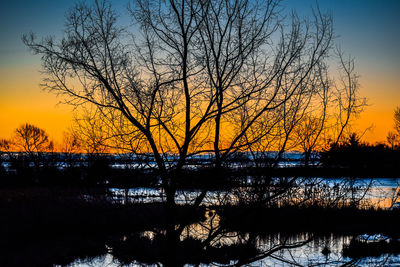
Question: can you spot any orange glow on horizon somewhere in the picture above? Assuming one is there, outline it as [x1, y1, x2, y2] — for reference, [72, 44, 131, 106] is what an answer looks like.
[0, 65, 74, 144]
[0, 64, 399, 147]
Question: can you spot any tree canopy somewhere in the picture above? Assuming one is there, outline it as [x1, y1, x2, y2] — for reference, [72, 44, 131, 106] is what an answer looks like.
[23, 0, 365, 204]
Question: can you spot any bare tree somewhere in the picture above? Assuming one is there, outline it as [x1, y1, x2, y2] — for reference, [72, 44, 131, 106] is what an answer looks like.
[394, 106, 400, 137]
[296, 115, 327, 166]
[72, 108, 110, 156]
[386, 106, 400, 149]
[289, 61, 330, 166]
[13, 123, 54, 167]
[332, 50, 367, 145]
[60, 129, 81, 167]
[0, 139, 14, 170]
[23, 0, 360, 205]
[386, 131, 398, 150]
[0, 139, 13, 154]
[192, 4, 335, 167]
[61, 130, 80, 155]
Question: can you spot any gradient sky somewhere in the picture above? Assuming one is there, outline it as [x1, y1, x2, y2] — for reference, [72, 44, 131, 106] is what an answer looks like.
[1, 0, 399, 144]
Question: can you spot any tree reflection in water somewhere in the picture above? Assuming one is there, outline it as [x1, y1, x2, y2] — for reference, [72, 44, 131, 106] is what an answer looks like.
[66, 206, 397, 267]
[3, 178, 400, 266]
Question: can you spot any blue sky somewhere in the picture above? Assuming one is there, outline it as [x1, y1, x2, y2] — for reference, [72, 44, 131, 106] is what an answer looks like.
[0, 0, 399, 142]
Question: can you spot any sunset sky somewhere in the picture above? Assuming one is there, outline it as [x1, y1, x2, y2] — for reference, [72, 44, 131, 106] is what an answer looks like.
[1, 0, 399, 144]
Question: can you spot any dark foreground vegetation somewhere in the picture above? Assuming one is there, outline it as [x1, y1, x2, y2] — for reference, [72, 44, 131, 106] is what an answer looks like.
[1, 186, 400, 266]
[0, 187, 204, 267]
[2, 135, 400, 188]
[321, 133, 400, 170]
[1, 131, 399, 266]
[2, 163, 400, 190]
[217, 204, 400, 236]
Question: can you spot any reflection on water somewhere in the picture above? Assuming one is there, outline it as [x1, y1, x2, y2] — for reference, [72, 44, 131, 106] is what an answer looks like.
[66, 231, 400, 267]
[67, 178, 398, 267]
[109, 178, 400, 208]
[3, 177, 399, 267]
[365, 179, 400, 209]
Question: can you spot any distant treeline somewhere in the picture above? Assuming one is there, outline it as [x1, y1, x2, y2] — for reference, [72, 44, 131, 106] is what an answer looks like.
[1, 124, 400, 188]
[320, 133, 400, 169]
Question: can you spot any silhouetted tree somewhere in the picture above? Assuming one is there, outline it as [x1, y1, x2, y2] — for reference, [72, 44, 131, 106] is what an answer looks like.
[13, 123, 54, 168]
[0, 139, 12, 154]
[23, 0, 362, 205]
[72, 108, 110, 156]
[0, 139, 13, 174]
[395, 106, 400, 136]
[296, 115, 327, 166]
[332, 50, 367, 145]
[385, 106, 400, 150]
[60, 129, 81, 167]
[321, 131, 400, 170]
[387, 131, 398, 150]
[291, 64, 330, 167]
[71, 108, 112, 184]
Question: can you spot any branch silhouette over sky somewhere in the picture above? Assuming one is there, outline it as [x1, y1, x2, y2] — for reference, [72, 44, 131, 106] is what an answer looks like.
[0, 0, 399, 143]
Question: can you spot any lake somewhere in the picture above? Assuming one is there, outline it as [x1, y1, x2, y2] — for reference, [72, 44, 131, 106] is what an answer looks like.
[58, 177, 400, 267]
